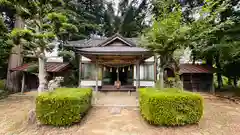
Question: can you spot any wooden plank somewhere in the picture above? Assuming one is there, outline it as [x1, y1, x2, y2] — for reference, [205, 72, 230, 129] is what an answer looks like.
[78, 55, 82, 87]
[95, 59, 98, 92]
[21, 72, 25, 94]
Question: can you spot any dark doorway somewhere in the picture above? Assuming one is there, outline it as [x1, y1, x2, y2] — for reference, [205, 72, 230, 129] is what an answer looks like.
[119, 67, 128, 85]
[102, 66, 133, 85]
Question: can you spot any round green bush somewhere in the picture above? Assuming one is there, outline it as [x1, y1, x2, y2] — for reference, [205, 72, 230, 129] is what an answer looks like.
[139, 88, 203, 126]
[36, 88, 92, 126]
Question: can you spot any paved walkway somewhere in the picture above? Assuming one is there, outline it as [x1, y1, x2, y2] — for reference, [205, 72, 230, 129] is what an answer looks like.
[92, 92, 139, 107]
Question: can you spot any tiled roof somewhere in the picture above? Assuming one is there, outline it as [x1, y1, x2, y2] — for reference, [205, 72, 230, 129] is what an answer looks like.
[11, 62, 70, 73]
[66, 36, 140, 48]
[98, 33, 137, 47]
[179, 64, 214, 74]
[78, 46, 149, 54]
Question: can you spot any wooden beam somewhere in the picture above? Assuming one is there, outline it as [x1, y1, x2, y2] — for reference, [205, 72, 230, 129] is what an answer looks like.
[154, 55, 157, 82]
[211, 74, 215, 94]
[95, 59, 98, 92]
[21, 72, 25, 94]
[136, 60, 140, 89]
[78, 55, 82, 87]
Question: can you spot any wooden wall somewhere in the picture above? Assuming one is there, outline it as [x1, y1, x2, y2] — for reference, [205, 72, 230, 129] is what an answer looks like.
[181, 73, 213, 92]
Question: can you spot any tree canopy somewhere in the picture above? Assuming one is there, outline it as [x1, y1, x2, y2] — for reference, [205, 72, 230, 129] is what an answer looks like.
[103, 0, 149, 37]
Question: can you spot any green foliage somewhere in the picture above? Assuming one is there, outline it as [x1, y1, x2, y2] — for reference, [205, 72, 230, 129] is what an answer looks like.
[0, 16, 11, 78]
[61, 0, 106, 40]
[8, 0, 77, 58]
[26, 64, 38, 73]
[139, 88, 203, 126]
[0, 80, 5, 90]
[103, 0, 149, 37]
[184, 0, 240, 88]
[141, 2, 189, 71]
[0, 80, 8, 99]
[10, 29, 33, 44]
[48, 13, 68, 23]
[36, 88, 92, 126]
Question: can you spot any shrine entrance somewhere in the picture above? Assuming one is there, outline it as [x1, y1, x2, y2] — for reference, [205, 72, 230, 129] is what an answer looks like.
[76, 34, 153, 91]
[102, 65, 133, 86]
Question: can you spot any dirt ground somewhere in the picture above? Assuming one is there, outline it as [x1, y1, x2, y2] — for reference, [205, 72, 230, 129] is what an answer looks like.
[1, 94, 240, 135]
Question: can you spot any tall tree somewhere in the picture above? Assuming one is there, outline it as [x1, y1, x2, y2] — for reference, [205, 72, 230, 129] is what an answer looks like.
[60, 0, 106, 40]
[187, 0, 239, 88]
[0, 15, 11, 79]
[103, 0, 149, 37]
[141, 3, 188, 88]
[142, 0, 232, 88]
[0, 0, 29, 92]
[10, 0, 77, 92]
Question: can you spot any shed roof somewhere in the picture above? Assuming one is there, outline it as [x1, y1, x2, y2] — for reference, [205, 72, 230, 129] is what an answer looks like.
[11, 62, 70, 73]
[179, 64, 214, 74]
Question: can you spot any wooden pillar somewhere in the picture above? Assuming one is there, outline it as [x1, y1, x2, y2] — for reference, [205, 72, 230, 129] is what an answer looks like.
[117, 68, 119, 81]
[154, 55, 157, 82]
[21, 72, 25, 94]
[136, 61, 140, 89]
[78, 55, 82, 88]
[95, 59, 98, 92]
[191, 73, 197, 92]
[180, 74, 184, 90]
[211, 74, 215, 94]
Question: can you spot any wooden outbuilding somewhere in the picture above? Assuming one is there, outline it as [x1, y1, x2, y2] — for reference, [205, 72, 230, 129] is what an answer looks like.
[11, 62, 70, 93]
[179, 64, 215, 92]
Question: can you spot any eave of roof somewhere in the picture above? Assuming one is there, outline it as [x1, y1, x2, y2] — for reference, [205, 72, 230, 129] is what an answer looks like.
[76, 46, 150, 55]
[11, 62, 70, 73]
[66, 36, 140, 48]
[179, 64, 214, 74]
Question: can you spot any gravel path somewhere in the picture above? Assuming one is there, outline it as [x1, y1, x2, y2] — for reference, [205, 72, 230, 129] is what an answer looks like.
[1, 94, 240, 135]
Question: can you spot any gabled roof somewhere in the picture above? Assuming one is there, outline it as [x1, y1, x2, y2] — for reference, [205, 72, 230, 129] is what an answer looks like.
[98, 33, 137, 47]
[66, 34, 140, 48]
[179, 64, 214, 74]
[11, 62, 70, 73]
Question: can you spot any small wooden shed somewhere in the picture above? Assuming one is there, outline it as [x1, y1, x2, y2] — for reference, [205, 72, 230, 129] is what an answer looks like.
[179, 64, 215, 92]
[11, 62, 70, 92]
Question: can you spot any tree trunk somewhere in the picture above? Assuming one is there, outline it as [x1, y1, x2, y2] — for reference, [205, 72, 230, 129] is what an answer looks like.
[215, 54, 223, 89]
[38, 56, 47, 93]
[159, 66, 164, 89]
[233, 76, 237, 87]
[6, 15, 24, 93]
[206, 56, 213, 66]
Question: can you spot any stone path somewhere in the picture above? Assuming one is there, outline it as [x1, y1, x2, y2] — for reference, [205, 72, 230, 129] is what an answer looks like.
[92, 92, 139, 107]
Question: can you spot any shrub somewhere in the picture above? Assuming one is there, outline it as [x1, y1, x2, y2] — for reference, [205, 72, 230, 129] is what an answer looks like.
[0, 80, 8, 99]
[0, 80, 5, 90]
[36, 88, 92, 126]
[139, 88, 203, 126]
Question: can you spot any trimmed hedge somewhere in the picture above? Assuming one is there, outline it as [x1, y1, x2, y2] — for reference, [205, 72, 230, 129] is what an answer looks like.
[36, 88, 92, 126]
[139, 88, 203, 126]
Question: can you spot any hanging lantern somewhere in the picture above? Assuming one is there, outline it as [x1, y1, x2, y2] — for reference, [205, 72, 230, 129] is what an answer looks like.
[104, 66, 106, 71]
[110, 67, 112, 72]
[122, 67, 125, 72]
[116, 68, 118, 73]
[128, 66, 131, 71]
